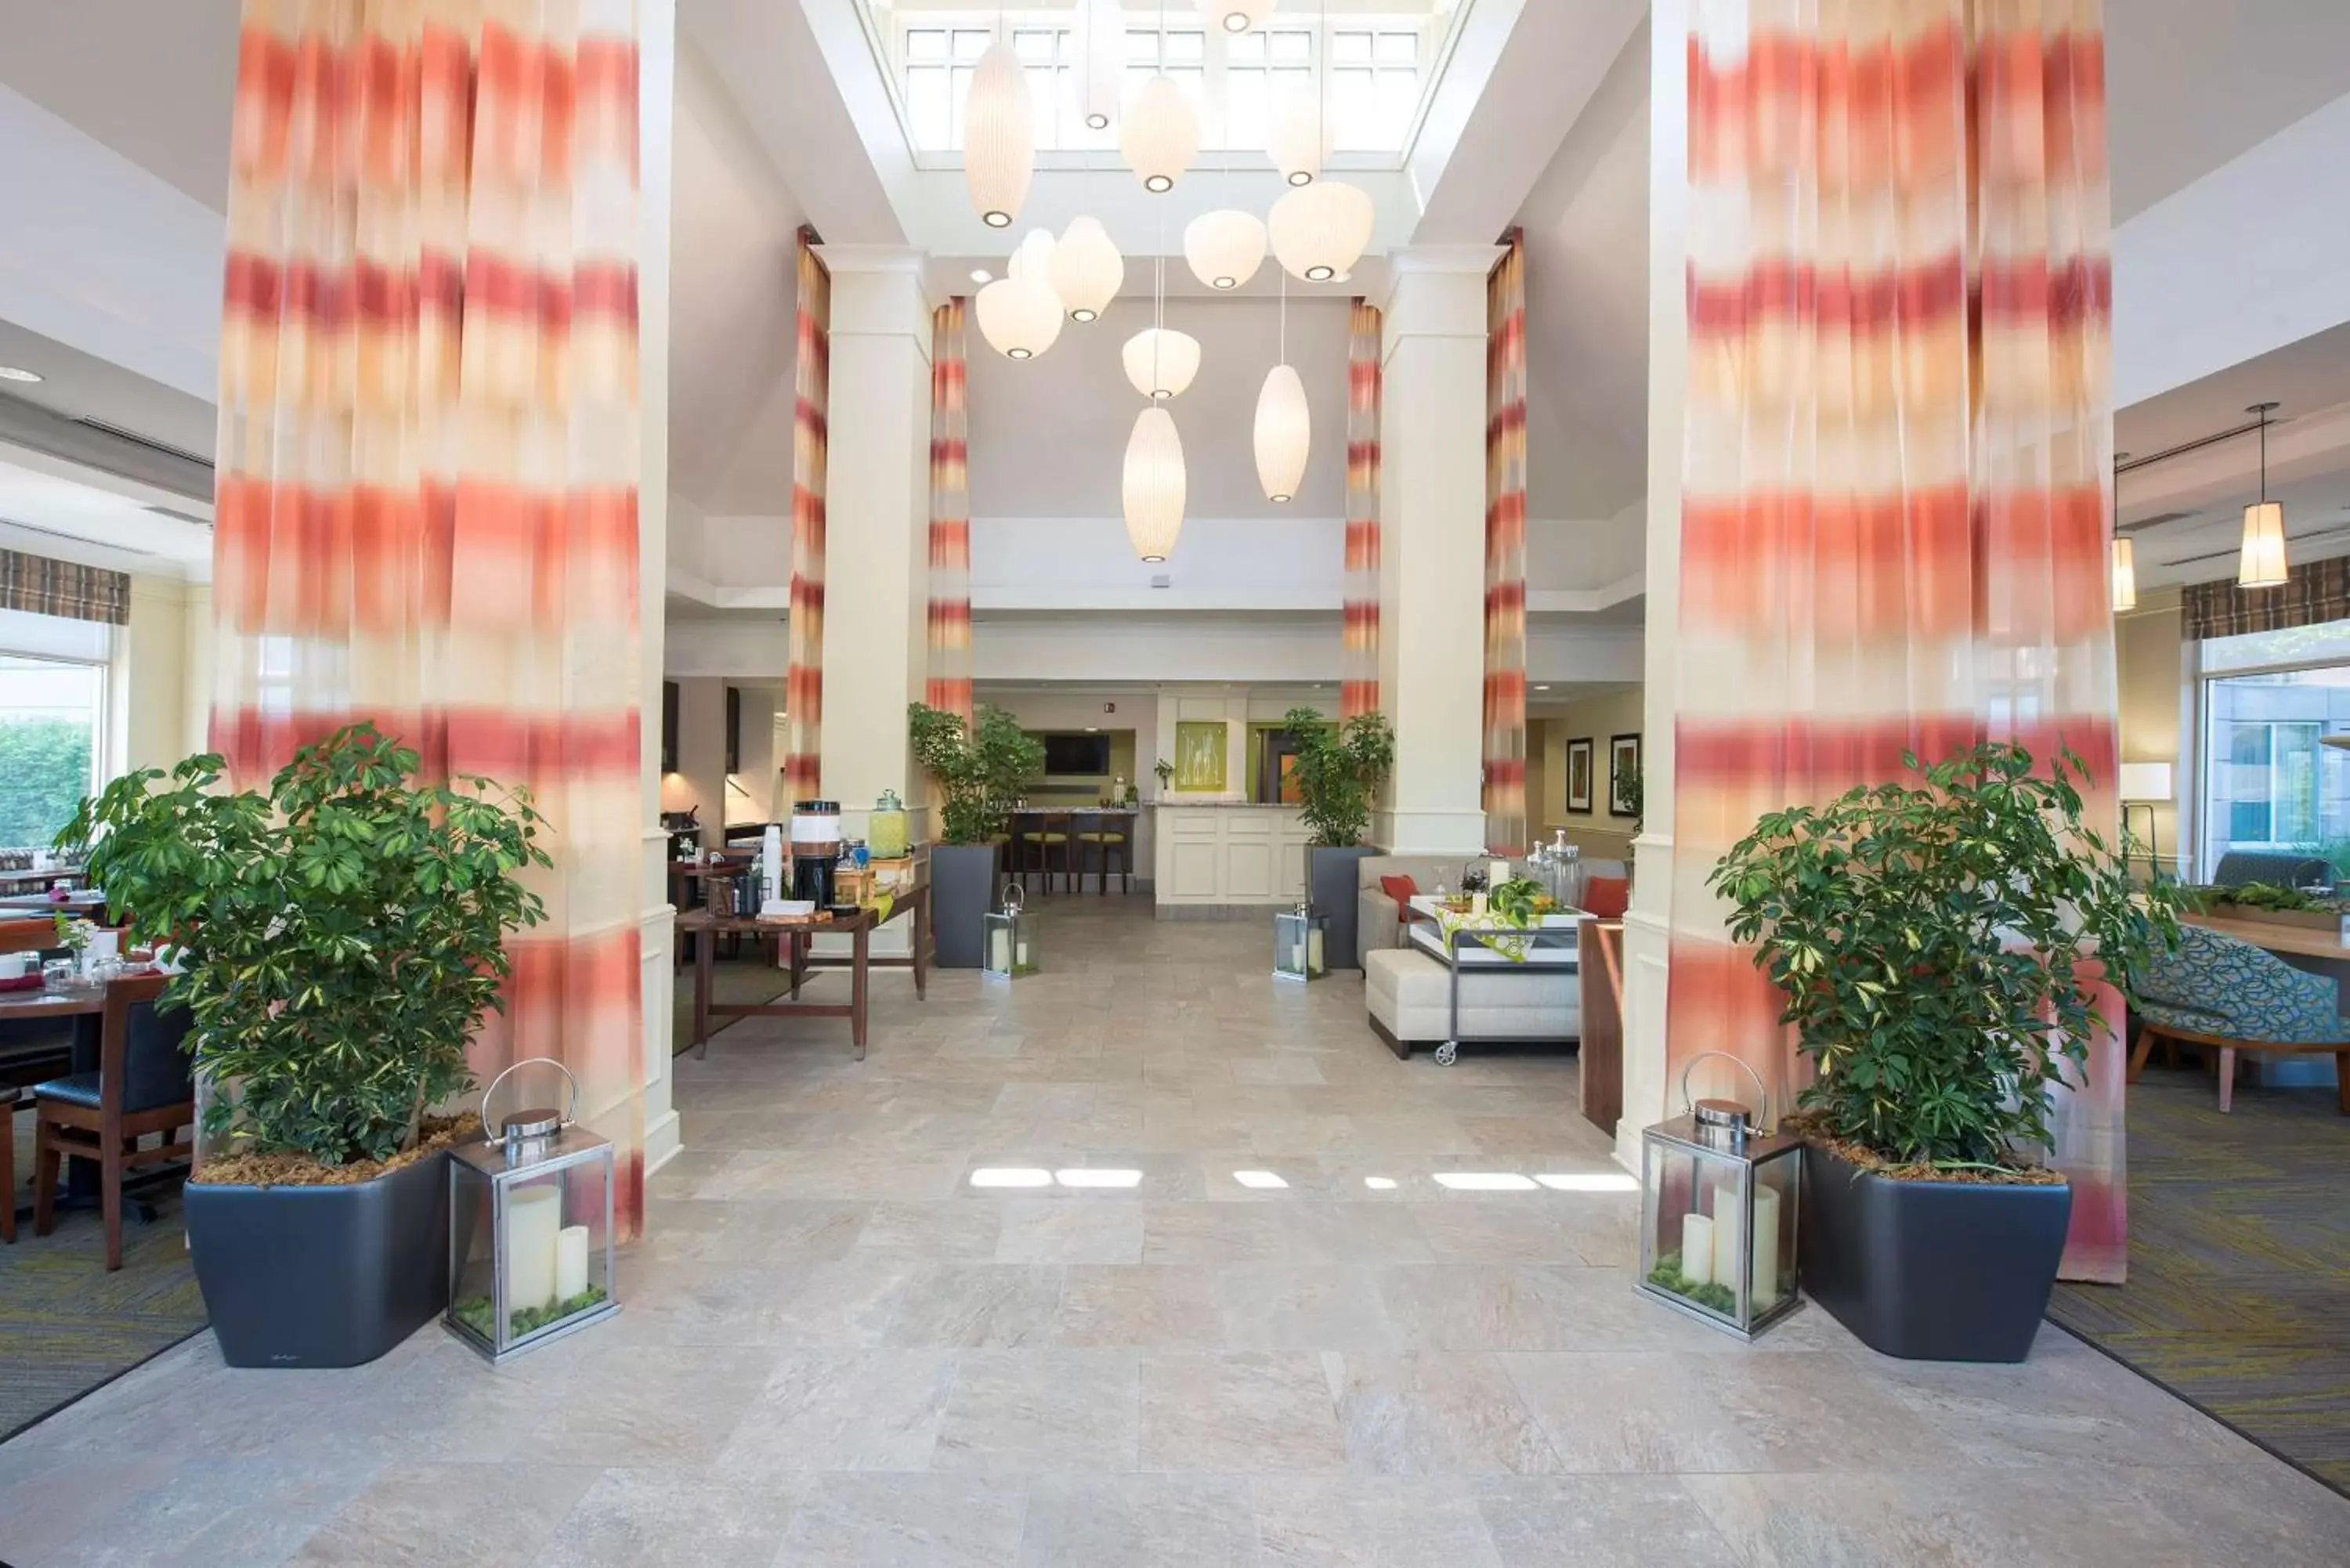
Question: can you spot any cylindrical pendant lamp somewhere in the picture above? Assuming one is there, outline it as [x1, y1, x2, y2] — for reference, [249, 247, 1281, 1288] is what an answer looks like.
[1267, 91, 1325, 186]
[1254, 363, 1310, 503]
[1079, 0, 1123, 131]
[2238, 402, 2289, 588]
[965, 39, 1034, 229]
[1121, 74, 1199, 193]
[1124, 406, 1188, 562]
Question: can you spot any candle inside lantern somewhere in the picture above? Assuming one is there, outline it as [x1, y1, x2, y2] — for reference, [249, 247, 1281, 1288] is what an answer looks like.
[1307, 927, 1324, 973]
[555, 1223, 591, 1304]
[1710, 1181, 1744, 1295]
[506, 1186, 562, 1317]
[1679, 1212, 1715, 1285]
[1015, 938, 1030, 968]
[990, 926, 1011, 972]
[1750, 1184, 1781, 1302]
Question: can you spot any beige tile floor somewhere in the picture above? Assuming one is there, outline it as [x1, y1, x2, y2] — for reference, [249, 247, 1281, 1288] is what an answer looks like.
[4, 894, 2348, 1566]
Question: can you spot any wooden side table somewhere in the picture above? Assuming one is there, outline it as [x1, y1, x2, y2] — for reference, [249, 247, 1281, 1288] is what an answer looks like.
[674, 877, 929, 1060]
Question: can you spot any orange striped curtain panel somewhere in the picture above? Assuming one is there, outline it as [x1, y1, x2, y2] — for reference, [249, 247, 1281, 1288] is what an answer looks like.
[926, 298, 974, 724]
[783, 228, 831, 799]
[1341, 299, 1383, 721]
[216, 0, 649, 1230]
[1482, 231, 1529, 856]
[1673, 0, 2120, 1279]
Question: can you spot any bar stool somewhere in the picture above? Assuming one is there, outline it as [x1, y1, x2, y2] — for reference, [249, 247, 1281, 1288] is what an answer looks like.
[1073, 811, 1130, 894]
[1020, 811, 1075, 894]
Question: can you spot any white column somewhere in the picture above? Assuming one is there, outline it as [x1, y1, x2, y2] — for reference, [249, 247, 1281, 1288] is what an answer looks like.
[637, 0, 681, 1174]
[1618, 0, 1687, 1170]
[1374, 246, 1502, 854]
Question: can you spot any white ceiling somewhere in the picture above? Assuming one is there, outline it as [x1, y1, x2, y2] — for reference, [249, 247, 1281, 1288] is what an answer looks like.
[0, 0, 239, 211]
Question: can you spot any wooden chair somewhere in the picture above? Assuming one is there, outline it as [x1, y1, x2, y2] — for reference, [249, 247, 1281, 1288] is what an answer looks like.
[31, 972, 196, 1270]
[1072, 811, 1130, 894]
[1020, 811, 1075, 895]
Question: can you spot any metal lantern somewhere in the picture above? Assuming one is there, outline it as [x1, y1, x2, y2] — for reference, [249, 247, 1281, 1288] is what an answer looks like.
[447, 1059, 619, 1363]
[1272, 901, 1328, 982]
[982, 881, 1036, 980]
[1637, 1052, 1801, 1340]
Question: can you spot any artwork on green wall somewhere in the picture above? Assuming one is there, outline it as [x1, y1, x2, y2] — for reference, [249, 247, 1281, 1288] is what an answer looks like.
[1173, 721, 1228, 792]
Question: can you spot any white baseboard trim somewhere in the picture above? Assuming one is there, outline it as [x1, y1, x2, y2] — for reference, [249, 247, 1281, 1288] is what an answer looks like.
[642, 1107, 683, 1175]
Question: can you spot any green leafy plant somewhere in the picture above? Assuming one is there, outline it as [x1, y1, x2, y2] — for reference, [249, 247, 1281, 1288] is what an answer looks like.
[1282, 706, 1395, 848]
[57, 722, 551, 1169]
[908, 703, 1046, 846]
[2180, 880, 2336, 913]
[1708, 743, 2182, 1171]
[1153, 757, 1174, 787]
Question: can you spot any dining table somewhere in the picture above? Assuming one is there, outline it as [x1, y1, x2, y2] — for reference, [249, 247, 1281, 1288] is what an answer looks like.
[0, 973, 136, 1217]
[674, 873, 929, 1061]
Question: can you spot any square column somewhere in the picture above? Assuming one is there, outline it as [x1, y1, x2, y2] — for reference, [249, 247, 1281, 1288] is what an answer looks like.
[1374, 246, 1503, 854]
[813, 247, 937, 847]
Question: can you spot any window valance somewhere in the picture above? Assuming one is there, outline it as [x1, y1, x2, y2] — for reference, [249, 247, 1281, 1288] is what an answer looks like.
[2181, 557, 2350, 641]
[0, 548, 130, 626]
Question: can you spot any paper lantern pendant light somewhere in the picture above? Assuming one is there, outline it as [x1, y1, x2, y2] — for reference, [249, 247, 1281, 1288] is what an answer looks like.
[1267, 92, 1325, 186]
[2110, 537, 2138, 613]
[1268, 179, 1375, 281]
[1008, 227, 1058, 287]
[1196, 0, 1277, 33]
[1122, 327, 1201, 400]
[1184, 209, 1267, 291]
[2238, 401, 2289, 589]
[976, 274, 1063, 360]
[965, 40, 1034, 229]
[1050, 216, 1123, 322]
[1121, 74, 1198, 193]
[1124, 406, 1188, 562]
[1079, 0, 1123, 131]
[1255, 363, 1310, 503]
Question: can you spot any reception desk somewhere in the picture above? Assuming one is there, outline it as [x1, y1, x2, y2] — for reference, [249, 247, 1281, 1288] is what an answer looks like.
[1152, 803, 1312, 916]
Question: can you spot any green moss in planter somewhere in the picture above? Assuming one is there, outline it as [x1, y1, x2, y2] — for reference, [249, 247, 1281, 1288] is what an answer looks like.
[455, 1283, 608, 1342]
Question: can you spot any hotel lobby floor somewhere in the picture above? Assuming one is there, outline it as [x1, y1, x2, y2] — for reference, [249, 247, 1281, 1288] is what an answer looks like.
[3, 895, 2347, 1566]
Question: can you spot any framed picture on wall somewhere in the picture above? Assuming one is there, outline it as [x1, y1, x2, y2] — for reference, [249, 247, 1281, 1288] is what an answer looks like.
[1566, 738, 1595, 813]
[1609, 733, 1643, 819]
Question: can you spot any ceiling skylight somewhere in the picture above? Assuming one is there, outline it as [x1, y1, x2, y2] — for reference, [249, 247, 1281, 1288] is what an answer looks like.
[864, 2, 1466, 161]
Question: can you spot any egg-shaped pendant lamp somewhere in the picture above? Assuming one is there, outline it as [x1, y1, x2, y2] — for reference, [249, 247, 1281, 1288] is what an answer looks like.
[1268, 179, 1375, 281]
[1050, 216, 1123, 322]
[1196, 0, 1278, 34]
[1008, 227, 1059, 287]
[1122, 327, 1202, 400]
[1124, 406, 1188, 562]
[976, 274, 1063, 360]
[965, 39, 1034, 229]
[1079, 0, 1123, 131]
[1121, 74, 1199, 193]
[1184, 209, 1268, 291]
[1254, 363, 1310, 503]
[1267, 92, 1325, 186]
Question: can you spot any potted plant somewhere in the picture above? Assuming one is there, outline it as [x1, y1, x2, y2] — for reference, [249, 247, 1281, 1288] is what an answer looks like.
[1153, 757, 1174, 797]
[1283, 706, 1395, 971]
[1708, 742, 2179, 1361]
[59, 723, 551, 1368]
[909, 703, 1045, 967]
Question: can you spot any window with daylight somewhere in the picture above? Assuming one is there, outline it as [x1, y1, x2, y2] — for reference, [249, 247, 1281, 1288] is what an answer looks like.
[2198, 622, 2350, 879]
[0, 653, 105, 849]
[886, 8, 1439, 154]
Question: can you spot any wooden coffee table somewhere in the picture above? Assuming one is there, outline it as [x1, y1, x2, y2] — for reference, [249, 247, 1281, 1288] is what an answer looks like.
[674, 878, 928, 1060]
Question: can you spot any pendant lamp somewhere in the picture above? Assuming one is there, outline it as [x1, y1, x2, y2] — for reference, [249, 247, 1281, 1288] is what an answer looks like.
[965, 38, 1033, 229]
[1078, 0, 1123, 132]
[1267, 92, 1324, 186]
[1268, 179, 1375, 281]
[1008, 227, 1058, 288]
[1255, 271, 1308, 501]
[976, 273, 1062, 360]
[2109, 453, 2136, 612]
[1124, 406, 1188, 562]
[1184, 208, 1267, 291]
[1196, 0, 1277, 33]
[1121, 74, 1198, 193]
[2238, 401, 2288, 589]
[1123, 327, 1201, 399]
[1050, 215, 1123, 322]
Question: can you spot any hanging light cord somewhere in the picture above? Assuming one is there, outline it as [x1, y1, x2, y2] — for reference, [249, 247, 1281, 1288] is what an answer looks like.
[2258, 405, 2270, 501]
[1278, 266, 1288, 368]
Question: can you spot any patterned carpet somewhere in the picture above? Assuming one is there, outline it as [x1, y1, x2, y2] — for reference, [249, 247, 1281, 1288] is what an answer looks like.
[1, 1108, 205, 1442]
[2049, 1061, 2350, 1496]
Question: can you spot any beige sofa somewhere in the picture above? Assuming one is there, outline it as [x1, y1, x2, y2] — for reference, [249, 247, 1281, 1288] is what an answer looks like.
[1364, 943, 1582, 1058]
[1354, 854, 1625, 966]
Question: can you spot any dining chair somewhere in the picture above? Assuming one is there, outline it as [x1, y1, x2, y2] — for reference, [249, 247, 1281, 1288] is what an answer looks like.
[2128, 925, 2350, 1115]
[31, 971, 197, 1270]
[1072, 811, 1130, 894]
[1020, 811, 1074, 895]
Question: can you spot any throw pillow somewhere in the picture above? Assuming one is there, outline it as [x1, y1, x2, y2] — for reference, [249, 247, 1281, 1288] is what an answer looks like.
[1582, 876, 1629, 919]
[1378, 874, 1419, 914]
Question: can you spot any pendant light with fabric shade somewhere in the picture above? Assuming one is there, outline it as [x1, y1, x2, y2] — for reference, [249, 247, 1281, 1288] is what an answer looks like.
[964, 31, 1033, 229]
[1197, 0, 1277, 34]
[1267, 0, 1325, 186]
[1124, 406, 1188, 562]
[1184, 208, 1267, 291]
[2238, 401, 2288, 589]
[1255, 271, 1309, 501]
[2109, 453, 2136, 612]
[1051, 215, 1123, 322]
[1270, 179, 1374, 281]
[1078, 0, 1123, 131]
[1123, 2, 1198, 193]
[1008, 227, 1058, 288]
[975, 273, 1062, 359]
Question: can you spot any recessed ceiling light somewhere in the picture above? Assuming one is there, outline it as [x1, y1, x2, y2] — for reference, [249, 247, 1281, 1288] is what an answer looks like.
[1535, 685, 1550, 692]
[970, 268, 992, 284]
[0, 366, 42, 383]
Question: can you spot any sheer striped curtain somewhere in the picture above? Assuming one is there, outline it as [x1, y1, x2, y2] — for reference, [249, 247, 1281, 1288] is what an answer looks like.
[1483, 231, 1529, 855]
[925, 298, 974, 724]
[215, 0, 648, 1227]
[1673, 0, 2120, 1278]
[1342, 299, 1383, 721]
[782, 227, 831, 799]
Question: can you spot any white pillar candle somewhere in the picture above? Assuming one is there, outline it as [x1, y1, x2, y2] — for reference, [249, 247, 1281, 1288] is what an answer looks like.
[1711, 1181, 1744, 1297]
[1307, 928, 1324, 973]
[555, 1223, 591, 1305]
[989, 926, 1011, 973]
[1015, 938, 1031, 967]
[762, 823, 785, 905]
[1679, 1212, 1715, 1285]
[1488, 858, 1510, 887]
[505, 1186, 562, 1317]
[1750, 1184, 1782, 1303]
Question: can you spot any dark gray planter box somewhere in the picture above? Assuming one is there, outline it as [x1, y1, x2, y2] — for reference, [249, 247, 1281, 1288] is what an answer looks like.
[1799, 1140, 2071, 1362]
[930, 841, 1000, 969]
[1307, 844, 1376, 970]
[184, 1148, 450, 1368]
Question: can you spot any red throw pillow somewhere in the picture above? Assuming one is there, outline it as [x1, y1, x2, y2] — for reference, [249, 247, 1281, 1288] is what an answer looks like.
[1379, 874, 1419, 914]
[1582, 876, 1629, 919]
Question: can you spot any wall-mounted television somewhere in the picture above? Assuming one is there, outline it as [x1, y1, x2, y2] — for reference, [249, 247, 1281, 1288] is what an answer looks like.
[1041, 732, 1112, 775]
